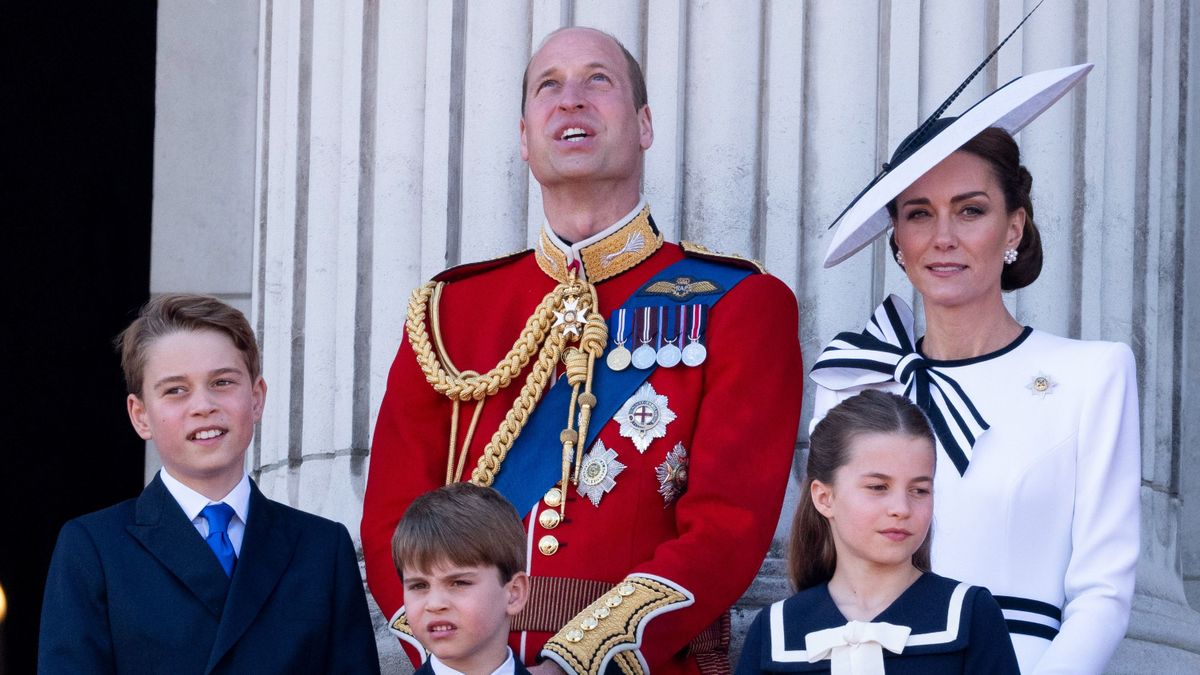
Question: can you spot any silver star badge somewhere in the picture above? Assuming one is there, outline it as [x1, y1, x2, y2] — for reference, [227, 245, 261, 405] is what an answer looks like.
[553, 297, 589, 337]
[616, 382, 677, 453]
[1026, 372, 1057, 399]
[577, 440, 626, 507]
[655, 442, 689, 506]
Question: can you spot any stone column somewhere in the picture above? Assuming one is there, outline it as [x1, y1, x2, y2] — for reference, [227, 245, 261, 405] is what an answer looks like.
[148, 0, 1200, 671]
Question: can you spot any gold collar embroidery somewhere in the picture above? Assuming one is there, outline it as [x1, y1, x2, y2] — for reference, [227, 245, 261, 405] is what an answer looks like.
[535, 205, 663, 284]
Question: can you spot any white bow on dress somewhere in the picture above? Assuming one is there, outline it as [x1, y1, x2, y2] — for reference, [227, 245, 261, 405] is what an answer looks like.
[804, 620, 911, 675]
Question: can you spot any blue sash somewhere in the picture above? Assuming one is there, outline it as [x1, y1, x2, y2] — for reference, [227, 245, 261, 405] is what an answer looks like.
[492, 257, 753, 515]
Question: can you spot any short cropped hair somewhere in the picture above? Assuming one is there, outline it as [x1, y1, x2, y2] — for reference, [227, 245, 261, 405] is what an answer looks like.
[520, 27, 648, 114]
[392, 483, 527, 584]
[116, 294, 261, 397]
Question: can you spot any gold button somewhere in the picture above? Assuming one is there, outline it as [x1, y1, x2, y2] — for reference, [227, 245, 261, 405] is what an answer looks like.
[539, 508, 562, 529]
[1033, 376, 1049, 392]
[565, 628, 584, 643]
[538, 535, 560, 556]
[592, 606, 610, 620]
[580, 617, 598, 631]
[604, 595, 623, 608]
[543, 487, 564, 508]
[618, 583, 636, 597]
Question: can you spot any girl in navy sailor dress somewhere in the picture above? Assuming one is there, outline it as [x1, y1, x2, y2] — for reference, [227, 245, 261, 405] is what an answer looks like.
[735, 391, 1018, 674]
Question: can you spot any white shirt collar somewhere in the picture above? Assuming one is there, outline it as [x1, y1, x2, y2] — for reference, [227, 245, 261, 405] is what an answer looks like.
[542, 198, 646, 268]
[160, 468, 252, 525]
[428, 647, 515, 675]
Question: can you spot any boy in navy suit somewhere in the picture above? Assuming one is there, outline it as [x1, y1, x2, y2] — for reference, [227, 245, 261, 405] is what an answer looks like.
[38, 294, 380, 674]
[391, 483, 531, 675]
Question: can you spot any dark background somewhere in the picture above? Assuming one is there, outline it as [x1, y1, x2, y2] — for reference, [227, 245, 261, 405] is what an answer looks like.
[2, 4, 156, 672]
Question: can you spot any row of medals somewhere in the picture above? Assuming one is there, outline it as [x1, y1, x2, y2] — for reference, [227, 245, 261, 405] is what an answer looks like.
[604, 305, 708, 371]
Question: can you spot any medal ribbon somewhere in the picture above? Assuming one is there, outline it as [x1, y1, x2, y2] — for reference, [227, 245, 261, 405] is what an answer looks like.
[492, 258, 754, 515]
[639, 307, 654, 346]
[612, 308, 628, 347]
[688, 304, 708, 342]
[655, 306, 666, 350]
[670, 306, 685, 348]
[809, 294, 989, 476]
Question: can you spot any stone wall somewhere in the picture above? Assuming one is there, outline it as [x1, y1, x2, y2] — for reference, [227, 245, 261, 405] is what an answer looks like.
[152, 1, 1200, 671]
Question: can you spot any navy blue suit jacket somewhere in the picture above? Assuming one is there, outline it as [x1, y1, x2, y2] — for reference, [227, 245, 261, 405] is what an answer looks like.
[38, 474, 380, 674]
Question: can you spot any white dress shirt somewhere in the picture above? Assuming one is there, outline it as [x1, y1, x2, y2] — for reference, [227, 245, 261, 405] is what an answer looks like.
[159, 469, 251, 555]
[428, 647, 516, 675]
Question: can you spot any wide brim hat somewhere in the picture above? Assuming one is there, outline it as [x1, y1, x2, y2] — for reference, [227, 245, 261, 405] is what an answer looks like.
[823, 62, 1093, 268]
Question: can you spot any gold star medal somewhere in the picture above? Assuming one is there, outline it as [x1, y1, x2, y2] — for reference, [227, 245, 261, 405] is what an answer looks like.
[616, 382, 677, 453]
[577, 440, 626, 507]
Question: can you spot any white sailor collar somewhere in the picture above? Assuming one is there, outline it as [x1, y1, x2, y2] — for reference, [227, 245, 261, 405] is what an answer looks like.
[534, 199, 662, 284]
[758, 573, 977, 671]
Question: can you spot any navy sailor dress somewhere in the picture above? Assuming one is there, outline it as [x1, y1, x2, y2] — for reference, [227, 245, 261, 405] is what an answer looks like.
[734, 573, 1018, 675]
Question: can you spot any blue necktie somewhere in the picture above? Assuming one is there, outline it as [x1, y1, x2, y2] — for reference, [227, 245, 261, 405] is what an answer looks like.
[201, 503, 237, 577]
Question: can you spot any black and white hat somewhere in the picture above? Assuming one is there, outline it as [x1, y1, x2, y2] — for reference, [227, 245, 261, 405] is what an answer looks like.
[823, 63, 1092, 268]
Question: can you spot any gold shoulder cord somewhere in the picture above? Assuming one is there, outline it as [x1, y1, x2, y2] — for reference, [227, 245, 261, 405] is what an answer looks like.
[405, 272, 607, 517]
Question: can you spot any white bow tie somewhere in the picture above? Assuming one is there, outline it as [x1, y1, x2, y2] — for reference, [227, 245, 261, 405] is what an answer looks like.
[805, 620, 911, 675]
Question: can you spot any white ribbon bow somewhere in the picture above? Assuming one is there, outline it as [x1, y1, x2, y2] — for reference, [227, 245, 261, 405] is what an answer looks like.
[804, 620, 911, 675]
[809, 294, 989, 476]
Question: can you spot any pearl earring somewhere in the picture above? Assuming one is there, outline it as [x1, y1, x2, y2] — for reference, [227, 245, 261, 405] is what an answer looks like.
[1003, 248, 1018, 265]
[895, 250, 906, 268]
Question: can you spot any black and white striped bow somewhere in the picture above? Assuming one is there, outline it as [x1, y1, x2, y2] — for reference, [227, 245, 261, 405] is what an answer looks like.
[810, 295, 988, 475]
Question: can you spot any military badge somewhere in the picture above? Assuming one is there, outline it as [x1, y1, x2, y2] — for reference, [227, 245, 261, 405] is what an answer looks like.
[656, 306, 684, 368]
[1026, 371, 1057, 399]
[605, 308, 632, 371]
[681, 304, 709, 366]
[553, 297, 589, 337]
[600, 230, 647, 269]
[577, 440, 626, 507]
[655, 443, 689, 506]
[639, 276, 723, 302]
[616, 382, 677, 453]
[631, 307, 657, 370]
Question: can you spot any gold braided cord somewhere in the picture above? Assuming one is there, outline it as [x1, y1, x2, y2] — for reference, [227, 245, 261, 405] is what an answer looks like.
[406, 273, 608, 491]
[446, 400, 460, 484]
[455, 395, 486, 482]
[470, 329, 566, 485]
[430, 282, 461, 377]
[406, 281, 564, 402]
[571, 311, 607, 484]
[444, 373, 488, 485]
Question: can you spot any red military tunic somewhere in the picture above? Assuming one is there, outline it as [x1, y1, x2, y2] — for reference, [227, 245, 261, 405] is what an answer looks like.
[361, 205, 803, 674]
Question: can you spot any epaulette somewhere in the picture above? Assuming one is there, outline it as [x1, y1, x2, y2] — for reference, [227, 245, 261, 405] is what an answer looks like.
[680, 240, 766, 274]
[432, 248, 532, 282]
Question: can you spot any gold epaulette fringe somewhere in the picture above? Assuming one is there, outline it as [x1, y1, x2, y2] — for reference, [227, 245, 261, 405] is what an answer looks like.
[680, 240, 766, 274]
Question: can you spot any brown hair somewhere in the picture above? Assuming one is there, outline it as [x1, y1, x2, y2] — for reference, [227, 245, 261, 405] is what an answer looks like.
[789, 390, 936, 591]
[521, 27, 648, 114]
[888, 126, 1043, 291]
[392, 482, 527, 584]
[116, 294, 261, 397]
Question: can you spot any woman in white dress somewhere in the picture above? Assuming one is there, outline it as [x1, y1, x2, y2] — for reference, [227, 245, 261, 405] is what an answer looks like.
[809, 64, 1140, 674]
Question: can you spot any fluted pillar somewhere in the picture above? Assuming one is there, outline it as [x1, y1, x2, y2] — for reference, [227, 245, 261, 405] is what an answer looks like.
[150, 1, 1200, 671]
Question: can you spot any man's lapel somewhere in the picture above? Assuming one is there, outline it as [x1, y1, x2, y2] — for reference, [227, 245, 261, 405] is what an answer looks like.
[126, 474, 231, 617]
[205, 479, 296, 672]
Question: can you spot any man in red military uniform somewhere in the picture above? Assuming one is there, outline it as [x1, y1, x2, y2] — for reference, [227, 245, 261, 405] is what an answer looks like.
[361, 26, 803, 675]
